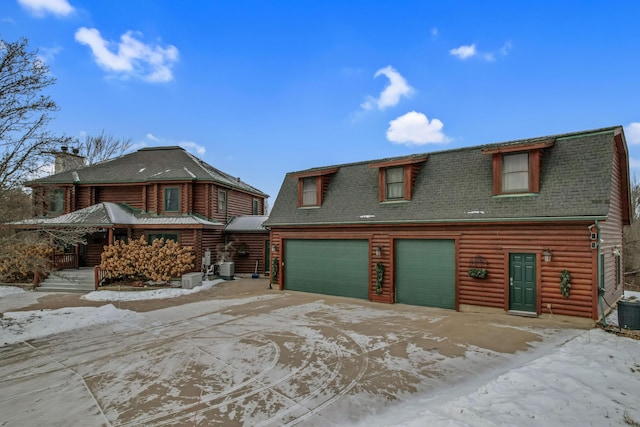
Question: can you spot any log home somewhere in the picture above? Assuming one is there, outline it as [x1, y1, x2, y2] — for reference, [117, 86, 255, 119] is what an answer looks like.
[265, 126, 631, 324]
[19, 146, 269, 273]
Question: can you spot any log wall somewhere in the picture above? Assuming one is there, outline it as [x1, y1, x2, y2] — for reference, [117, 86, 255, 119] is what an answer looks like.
[270, 221, 604, 319]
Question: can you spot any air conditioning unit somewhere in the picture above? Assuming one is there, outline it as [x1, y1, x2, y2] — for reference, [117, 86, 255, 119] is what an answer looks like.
[182, 272, 203, 289]
[219, 262, 235, 280]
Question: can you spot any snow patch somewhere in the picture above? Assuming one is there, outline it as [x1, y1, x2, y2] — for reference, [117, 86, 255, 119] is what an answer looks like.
[82, 279, 225, 302]
[0, 304, 143, 346]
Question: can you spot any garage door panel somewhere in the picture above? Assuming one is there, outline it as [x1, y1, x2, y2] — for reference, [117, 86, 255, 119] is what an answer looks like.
[395, 239, 455, 309]
[285, 239, 368, 299]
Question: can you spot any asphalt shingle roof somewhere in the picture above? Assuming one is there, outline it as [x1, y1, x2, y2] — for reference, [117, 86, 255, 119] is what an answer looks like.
[29, 146, 268, 197]
[265, 127, 623, 226]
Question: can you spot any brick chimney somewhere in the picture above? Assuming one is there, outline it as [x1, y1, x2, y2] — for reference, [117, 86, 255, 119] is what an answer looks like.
[54, 146, 85, 174]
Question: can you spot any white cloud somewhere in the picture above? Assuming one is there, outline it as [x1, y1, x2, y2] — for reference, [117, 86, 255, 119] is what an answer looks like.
[431, 27, 438, 38]
[361, 66, 413, 111]
[449, 44, 476, 60]
[626, 122, 640, 144]
[386, 111, 449, 146]
[74, 27, 179, 83]
[179, 141, 206, 156]
[146, 133, 159, 142]
[450, 42, 511, 62]
[18, 0, 74, 17]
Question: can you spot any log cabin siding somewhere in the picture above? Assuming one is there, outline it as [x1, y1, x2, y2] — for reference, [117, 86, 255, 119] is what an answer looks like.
[270, 222, 598, 318]
[226, 232, 270, 274]
[96, 185, 144, 209]
[193, 184, 210, 218]
[75, 186, 91, 210]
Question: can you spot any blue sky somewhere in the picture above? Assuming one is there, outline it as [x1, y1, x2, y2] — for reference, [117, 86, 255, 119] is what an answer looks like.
[2, 0, 640, 204]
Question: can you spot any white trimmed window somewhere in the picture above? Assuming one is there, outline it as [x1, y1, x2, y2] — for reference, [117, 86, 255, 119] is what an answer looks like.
[385, 167, 404, 199]
[502, 152, 529, 192]
[302, 177, 317, 206]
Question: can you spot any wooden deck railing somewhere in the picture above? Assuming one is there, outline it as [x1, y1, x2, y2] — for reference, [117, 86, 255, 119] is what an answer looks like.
[53, 253, 78, 270]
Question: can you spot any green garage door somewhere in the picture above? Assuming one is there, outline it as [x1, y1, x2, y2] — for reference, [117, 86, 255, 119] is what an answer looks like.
[395, 239, 456, 309]
[284, 239, 369, 299]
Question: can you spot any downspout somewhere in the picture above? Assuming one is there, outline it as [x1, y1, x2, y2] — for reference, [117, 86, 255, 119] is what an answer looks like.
[596, 220, 606, 326]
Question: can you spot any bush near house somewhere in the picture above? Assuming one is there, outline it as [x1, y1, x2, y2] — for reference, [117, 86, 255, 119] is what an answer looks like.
[100, 237, 195, 283]
[0, 242, 53, 282]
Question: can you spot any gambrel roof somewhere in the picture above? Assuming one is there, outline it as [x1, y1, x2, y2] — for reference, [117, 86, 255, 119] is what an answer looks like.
[28, 146, 268, 197]
[265, 126, 630, 226]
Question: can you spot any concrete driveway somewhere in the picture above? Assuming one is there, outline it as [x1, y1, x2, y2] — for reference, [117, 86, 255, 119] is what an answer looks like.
[0, 279, 584, 426]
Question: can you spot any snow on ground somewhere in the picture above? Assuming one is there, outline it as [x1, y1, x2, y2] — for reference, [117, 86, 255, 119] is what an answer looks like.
[1, 285, 640, 426]
[1, 304, 142, 346]
[81, 278, 225, 301]
[364, 328, 640, 427]
[0, 285, 27, 297]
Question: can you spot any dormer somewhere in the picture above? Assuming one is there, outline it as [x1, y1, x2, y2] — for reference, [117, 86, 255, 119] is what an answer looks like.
[292, 167, 339, 208]
[370, 155, 428, 202]
[482, 139, 554, 195]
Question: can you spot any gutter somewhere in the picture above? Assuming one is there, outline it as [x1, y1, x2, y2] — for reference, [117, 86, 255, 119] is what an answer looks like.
[264, 215, 608, 228]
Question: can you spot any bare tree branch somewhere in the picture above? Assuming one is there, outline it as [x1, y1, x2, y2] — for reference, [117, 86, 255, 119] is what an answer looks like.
[0, 37, 59, 188]
[80, 130, 132, 165]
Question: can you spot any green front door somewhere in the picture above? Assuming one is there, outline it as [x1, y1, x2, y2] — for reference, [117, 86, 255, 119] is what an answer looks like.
[284, 239, 369, 299]
[509, 253, 536, 312]
[395, 239, 456, 309]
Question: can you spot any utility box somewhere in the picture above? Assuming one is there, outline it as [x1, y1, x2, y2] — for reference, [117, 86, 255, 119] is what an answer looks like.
[219, 262, 235, 280]
[182, 272, 203, 289]
[617, 300, 640, 330]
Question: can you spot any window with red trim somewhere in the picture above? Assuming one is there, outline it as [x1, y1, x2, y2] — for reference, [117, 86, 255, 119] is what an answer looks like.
[293, 167, 339, 208]
[301, 176, 318, 206]
[482, 140, 554, 195]
[370, 155, 428, 202]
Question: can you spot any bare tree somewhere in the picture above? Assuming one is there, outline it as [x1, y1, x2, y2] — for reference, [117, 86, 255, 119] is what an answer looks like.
[79, 130, 132, 165]
[624, 175, 640, 274]
[0, 37, 60, 189]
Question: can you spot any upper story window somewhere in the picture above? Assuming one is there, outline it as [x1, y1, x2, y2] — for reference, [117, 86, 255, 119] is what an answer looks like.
[293, 167, 339, 208]
[482, 140, 555, 196]
[49, 189, 64, 214]
[252, 198, 260, 215]
[385, 167, 405, 199]
[502, 152, 529, 192]
[370, 155, 428, 202]
[218, 190, 227, 213]
[302, 177, 318, 206]
[164, 187, 180, 212]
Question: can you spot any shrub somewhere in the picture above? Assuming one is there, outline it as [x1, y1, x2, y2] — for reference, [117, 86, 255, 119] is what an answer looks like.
[0, 242, 53, 282]
[100, 236, 195, 283]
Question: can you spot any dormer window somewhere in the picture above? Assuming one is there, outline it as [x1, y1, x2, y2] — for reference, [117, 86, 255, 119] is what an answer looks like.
[483, 140, 554, 195]
[293, 167, 339, 208]
[370, 155, 428, 202]
[385, 167, 405, 199]
[302, 177, 318, 206]
[502, 152, 529, 192]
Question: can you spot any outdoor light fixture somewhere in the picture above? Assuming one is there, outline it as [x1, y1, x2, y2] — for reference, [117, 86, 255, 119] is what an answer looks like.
[271, 243, 279, 253]
[543, 248, 552, 262]
[376, 246, 382, 257]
